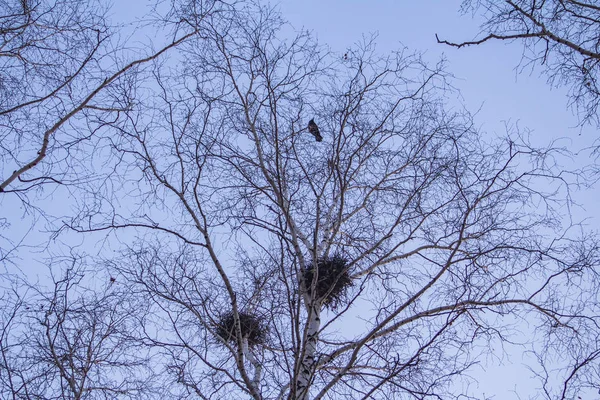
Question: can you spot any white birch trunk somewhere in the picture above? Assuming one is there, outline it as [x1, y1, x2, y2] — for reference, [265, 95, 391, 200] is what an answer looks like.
[297, 301, 321, 400]
[242, 338, 262, 398]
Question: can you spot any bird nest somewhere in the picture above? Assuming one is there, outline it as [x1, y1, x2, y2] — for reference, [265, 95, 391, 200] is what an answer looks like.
[302, 255, 353, 309]
[215, 311, 267, 347]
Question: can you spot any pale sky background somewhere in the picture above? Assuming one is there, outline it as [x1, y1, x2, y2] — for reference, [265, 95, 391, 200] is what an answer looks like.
[52, 1, 600, 398]
[276, 0, 600, 232]
[277, 0, 593, 145]
[265, 2, 599, 397]
[1, 2, 597, 397]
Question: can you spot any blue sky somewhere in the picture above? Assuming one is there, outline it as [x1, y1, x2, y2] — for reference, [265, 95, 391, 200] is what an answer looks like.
[276, 0, 599, 226]
[103, 1, 600, 397]
[277, 0, 590, 143]
[111, 0, 595, 147]
[274, 2, 598, 397]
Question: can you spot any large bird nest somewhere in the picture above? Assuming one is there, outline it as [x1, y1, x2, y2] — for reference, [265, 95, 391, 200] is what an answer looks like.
[215, 311, 268, 347]
[302, 255, 353, 310]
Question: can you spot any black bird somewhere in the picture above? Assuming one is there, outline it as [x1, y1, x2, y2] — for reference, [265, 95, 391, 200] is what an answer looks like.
[308, 119, 322, 142]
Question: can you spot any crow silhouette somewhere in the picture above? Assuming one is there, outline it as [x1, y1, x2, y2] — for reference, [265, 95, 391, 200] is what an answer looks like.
[308, 119, 322, 142]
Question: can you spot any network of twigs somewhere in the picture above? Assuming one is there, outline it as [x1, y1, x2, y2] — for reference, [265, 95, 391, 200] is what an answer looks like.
[302, 255, 353, 309]
[215, 311, 268, 347]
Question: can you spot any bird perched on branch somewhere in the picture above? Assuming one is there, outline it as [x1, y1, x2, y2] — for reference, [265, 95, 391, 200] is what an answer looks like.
[308, 119, 322, 142]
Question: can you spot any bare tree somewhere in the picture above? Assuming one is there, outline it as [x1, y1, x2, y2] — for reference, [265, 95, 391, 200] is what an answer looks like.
[437, 0, 600, 129]
[2, 1, 599, 399]
[0, 0, 225, 268]
[58, 2, 600, 399]
[0, 262, 159, 399]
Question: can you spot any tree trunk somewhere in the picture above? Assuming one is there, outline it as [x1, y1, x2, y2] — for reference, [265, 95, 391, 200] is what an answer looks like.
[297, 300, 321, 400]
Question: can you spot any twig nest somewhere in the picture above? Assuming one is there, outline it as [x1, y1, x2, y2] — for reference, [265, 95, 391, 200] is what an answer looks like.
[302, 255, 353, 309]
[216, 311, 267, 347]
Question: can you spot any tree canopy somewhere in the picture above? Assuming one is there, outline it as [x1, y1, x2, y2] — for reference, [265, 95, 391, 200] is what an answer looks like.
[439, 0, 600, 129]
[1, 1, 600, 399]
